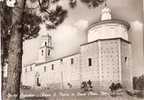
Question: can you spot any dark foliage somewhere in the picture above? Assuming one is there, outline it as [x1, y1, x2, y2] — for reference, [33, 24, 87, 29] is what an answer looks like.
[80, 0, 104, 8]
[87, 80, 93, 89]
[69, 0, 77, 8]
[109, 83, 123, 92]
[38, 0, 50, 12]
[1, 0, 68, 62]
[133, 75, 144, 90]
[81, 81, 88, 92]
[20, 12, 42, 40]
[109, 83, 115, 92]
[1, 0, 105, 63]
[81, 80, 93, 92]
[46, 5, 67, 29]
[115, 83, 122, 89]
[136, 91, 144, 98]
[126, 90, 134, 96]
[67, 83, 72, 88]
[1, 2, 13, 63]
[51, 0, 60, 3]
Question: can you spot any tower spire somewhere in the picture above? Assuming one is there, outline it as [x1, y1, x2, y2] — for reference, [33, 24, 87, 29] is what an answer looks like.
[101, 0, 112, 21]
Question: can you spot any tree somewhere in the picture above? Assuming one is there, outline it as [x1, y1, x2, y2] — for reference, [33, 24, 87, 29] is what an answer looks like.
[81, 80, 93, 92]
[109, 83, 116, 92]
[133, 75, 144, 90]
[132, 75, 144, 98]
[87, 80, 93, 91]
[133, 76, 138, 90]
[81, 81, 88, 92]
[1, 0, 105, 100]
[0, 1, 13, 99]
[115, 83, 122, 90]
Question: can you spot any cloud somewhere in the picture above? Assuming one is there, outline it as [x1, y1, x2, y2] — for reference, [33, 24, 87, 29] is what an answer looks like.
[23, 19, 88, 64]
[38, 19, 88, 37]
[38, 24, 48, 36]
[130, 20, 143, 30]
[54, 24, 79, 44]
[38, 23, 55, 36]
[52, 22, 88, 58]
[74, 19, 88, 30]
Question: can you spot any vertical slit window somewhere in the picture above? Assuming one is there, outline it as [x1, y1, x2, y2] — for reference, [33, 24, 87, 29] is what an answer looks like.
[125, 57, 127, 62]
[44, 66, 46, 72]
[48, 50, 50, 56]
[71, 58, 74, 64]
[51, 64, 54, 70]
[41, 50, 44, 56]
[45, 42, 47, 46]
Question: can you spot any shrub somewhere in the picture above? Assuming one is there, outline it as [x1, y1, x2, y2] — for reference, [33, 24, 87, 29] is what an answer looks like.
[80, 80, 93, 92]
[109, 82, 122, 92]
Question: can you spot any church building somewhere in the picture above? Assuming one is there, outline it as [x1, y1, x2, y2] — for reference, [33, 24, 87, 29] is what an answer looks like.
[21, 4, 132, 91]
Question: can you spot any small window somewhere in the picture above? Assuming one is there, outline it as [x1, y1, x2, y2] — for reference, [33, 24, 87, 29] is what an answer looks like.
[48, 50, 50, 56]
[88, 58, 92, 66]
[51, 64, 54, 70]
[124, 57, 127, 62]
[44, 66, 46, 72]
[45, 42, 47, 46]
[41, 50, 44, 56]
[71, 58, 74, 64]
[30, 67, 32, 71]
[60, 59, 63, 62]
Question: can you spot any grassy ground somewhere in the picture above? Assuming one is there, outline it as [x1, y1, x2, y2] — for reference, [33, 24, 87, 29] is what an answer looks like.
[20, 88, 144, 100]
[21, 95, 143, 100]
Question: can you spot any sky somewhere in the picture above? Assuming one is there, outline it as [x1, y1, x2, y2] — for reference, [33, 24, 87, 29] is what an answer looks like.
[22, 0, 143, 76]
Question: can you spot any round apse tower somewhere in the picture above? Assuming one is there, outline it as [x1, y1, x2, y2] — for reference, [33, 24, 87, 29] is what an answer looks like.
[87, 4, 130, 42]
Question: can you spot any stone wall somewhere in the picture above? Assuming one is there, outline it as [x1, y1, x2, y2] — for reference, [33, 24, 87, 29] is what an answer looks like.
[80, 41, 100, 90]
[121, 40, 132, 90]
[22, 53, 81, 89]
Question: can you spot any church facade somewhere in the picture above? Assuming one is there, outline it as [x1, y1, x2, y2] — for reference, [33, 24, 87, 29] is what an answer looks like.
[21, 5, 132, 91]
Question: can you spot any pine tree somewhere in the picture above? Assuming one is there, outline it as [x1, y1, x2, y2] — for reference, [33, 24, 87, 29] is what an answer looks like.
[0, 0, 105, 100]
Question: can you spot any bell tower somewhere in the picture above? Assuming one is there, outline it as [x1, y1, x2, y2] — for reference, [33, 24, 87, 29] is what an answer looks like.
[38, 34, 53, 62]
